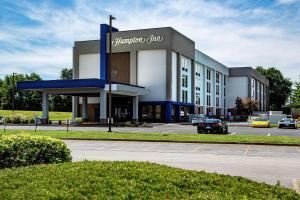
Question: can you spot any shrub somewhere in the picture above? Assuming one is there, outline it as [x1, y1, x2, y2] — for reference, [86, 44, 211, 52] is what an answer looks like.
[0, 135, 72, 169]
[74, 117, 83, 124]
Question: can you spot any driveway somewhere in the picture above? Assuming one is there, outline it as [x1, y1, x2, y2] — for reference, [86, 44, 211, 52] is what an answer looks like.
[4, 123, 300, 137]
[65, 140, 300, 192]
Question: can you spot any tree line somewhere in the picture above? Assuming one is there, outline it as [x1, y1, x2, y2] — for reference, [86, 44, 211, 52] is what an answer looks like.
[0, 68, 72, 112]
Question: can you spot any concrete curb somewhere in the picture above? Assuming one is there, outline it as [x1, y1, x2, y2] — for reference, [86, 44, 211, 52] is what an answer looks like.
[60, 137, 300, 147]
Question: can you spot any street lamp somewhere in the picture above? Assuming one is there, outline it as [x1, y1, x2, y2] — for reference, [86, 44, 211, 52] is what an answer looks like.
[108, 15, 116, 132]
[12, 72, 17, 114]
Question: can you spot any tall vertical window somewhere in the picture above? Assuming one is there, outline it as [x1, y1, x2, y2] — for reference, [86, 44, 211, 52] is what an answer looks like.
[216, 73, 220, 83]
[196, 93, 201, 105]
[224, 76, 226, 86]
[206, 82, 211, 93]
[182, 90, 188, 103]
[206, 95, 211, 106]
[181, 75, 188, 88]
[206, 69, 211, 80]
[216, 97, 219, 107]
[216, 85, 219, 95]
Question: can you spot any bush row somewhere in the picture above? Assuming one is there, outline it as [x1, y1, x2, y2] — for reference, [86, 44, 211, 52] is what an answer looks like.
[3, 114, 35, 124]
[0, 135, 72, 169]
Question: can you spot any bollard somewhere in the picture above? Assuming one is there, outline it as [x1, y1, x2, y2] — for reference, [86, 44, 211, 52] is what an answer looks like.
[35, 119, 38, 133]
[66, 119, 69, 133]
[3, 117, 7, 133]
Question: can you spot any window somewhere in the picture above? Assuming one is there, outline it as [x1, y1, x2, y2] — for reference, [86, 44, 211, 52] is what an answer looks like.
[216, 97, 219, 107]
[206, 95, 211, 106]
[224, 76, 226, 86]
[195, 79, 200, 91]
[206, 82, 211, 93]
[216, 73, 220, 83]
[196, 93, 200, 105]
[195, 63, 202, 77]
[181, 75, 188, 88]
[224, 87, 226, 97]
[206, 69, 211, 80]
[182, 90, 188, 103]
[216, 85, 219, 95]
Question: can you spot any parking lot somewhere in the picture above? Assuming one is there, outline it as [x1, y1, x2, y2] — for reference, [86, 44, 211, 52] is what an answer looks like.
[66, 140, 300, 191]
[3, 123, 300, 137]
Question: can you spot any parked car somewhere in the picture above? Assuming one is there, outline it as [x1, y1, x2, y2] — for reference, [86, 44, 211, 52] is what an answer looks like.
[197, 118, 228, 134]
[252, 118, 270, 128]
[278, 118, 297, 129]
[192, 116, 206, 126]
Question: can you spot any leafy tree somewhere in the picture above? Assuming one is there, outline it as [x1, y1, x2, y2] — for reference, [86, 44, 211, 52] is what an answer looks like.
[235, 97, 244, 114]
[242, 97, 259, 115]
[49, 68, 73, 112]
[0, 73, 42, 110]
[256, 66, 292, 110]
[290, 80, 300, 109]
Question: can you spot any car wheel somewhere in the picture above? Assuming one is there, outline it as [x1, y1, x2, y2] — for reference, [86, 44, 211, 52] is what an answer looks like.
[278, 125, 282, 128]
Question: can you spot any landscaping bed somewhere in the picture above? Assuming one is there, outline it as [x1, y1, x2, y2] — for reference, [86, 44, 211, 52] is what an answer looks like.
[0, 161, 298, 199]
[2, 130, 300, 145]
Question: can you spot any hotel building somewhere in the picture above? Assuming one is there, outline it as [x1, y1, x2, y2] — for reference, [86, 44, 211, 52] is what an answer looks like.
[17, 24, 269, 123]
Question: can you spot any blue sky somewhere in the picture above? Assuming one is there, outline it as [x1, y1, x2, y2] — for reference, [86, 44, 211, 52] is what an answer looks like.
[0, 0, 299, 81]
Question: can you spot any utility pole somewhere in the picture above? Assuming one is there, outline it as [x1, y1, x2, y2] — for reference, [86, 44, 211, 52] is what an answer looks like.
[12, 72, 17, 114]
[108, 15, 116, 132]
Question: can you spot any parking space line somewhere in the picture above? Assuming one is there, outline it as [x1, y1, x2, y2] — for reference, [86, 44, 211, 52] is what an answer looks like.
[244, 145, 250, 155]
[292, 179, 300, 193]
[191, 146, 203, 153]
[267, 133, 271, 136]
[230, 132, 236, 135]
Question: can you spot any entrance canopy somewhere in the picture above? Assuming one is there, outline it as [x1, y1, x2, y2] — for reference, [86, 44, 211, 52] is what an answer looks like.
[17, 79, 148, 96]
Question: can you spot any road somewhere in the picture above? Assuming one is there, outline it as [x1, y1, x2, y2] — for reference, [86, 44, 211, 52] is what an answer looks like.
[3, 124, 300, 137]
[65, 140, 300, 192]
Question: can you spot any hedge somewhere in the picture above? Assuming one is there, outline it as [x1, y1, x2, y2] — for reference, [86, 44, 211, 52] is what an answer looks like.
[0, 135, 72, 168]
[0, 161, 299, 199]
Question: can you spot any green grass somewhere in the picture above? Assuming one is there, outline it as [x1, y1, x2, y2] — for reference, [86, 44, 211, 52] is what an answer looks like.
[0, 110, 72, 120]
[0, 161, 298, 199]
[2, 130, 300, 145]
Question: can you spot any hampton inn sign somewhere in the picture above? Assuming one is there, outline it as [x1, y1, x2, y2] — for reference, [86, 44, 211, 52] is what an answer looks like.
[112, 35, 164, 46]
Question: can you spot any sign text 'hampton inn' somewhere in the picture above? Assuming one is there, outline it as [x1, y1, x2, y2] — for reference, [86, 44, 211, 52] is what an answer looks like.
[112, 35, 164, 46]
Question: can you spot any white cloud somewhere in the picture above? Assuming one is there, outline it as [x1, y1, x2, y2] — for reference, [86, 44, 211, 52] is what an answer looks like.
[0, 0, 299, 81]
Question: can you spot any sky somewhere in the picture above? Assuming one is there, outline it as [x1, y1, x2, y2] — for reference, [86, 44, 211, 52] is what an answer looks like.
[0, 0, 299, 81]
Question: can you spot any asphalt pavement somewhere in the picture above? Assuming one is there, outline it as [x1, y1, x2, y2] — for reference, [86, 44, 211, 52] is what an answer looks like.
[3, 124, 300, 137]
[65, 140, 300, 192]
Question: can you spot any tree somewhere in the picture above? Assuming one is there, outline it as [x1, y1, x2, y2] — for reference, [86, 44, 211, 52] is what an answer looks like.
[256, 66, 292, 110]
[0, 73, 42, 110]
[242, 97, 259, 115]
[49, 68, 73, 112]
[290, 81, 300, 109]
[235, 97, 244, 114]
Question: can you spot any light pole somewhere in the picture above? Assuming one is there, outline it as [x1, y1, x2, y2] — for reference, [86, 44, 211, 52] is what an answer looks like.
[12, 72, 17, 114]
[108, 15, 116, 132]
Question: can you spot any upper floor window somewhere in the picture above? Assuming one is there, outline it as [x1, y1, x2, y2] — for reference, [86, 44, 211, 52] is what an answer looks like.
[224, 76, 226, 86]
[207, 95, 211, 106]
[216, 85, 220, 95]
[206, 69, 211, 80]
[206, 82, 211, 93]
[216, 97, 220, 107]
[182, 75, 188, 88]
[216, 73, 220, 83]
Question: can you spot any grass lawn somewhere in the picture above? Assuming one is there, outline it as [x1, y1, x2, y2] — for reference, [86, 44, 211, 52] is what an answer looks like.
[0, 161, 298, 199]
[0, 110, 72, 120]
[2, 130, 300, 145]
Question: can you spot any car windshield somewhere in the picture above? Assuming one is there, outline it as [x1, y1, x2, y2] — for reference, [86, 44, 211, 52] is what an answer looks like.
[205, 119, 221, 123]
[254, 118, 268, 121]
[282, 118, 293, 121]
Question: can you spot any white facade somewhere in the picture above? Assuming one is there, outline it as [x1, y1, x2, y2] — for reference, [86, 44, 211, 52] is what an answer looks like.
[79, 54, 100, 79]
[137, 49, 166, 101]
[171, 51, 177, 101]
